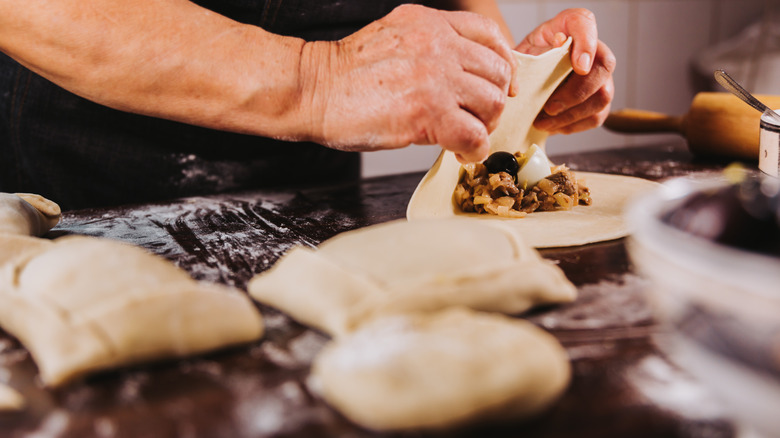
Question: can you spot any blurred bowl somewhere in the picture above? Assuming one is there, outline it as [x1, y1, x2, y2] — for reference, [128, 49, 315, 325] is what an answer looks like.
[625, 174, 780, 437]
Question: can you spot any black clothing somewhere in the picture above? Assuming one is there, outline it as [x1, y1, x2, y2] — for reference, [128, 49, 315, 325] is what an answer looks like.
[0, 0, 415, 210]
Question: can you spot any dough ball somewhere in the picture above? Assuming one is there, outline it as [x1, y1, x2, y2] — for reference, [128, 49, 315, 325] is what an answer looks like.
[0, 235, 264, 386]
[310, 308, 571, 431]
[249, 219, 576, 336]
[0, 193, 61, 237]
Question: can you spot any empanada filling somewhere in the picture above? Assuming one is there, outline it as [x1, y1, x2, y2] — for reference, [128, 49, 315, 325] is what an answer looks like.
[454, 151, 591, 218]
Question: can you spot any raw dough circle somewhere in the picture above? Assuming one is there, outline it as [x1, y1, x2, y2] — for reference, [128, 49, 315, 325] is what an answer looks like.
[456, 171, 660, 248]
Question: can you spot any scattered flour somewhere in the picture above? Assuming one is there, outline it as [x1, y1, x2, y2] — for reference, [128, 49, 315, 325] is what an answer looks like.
[23, 409, 69, 438]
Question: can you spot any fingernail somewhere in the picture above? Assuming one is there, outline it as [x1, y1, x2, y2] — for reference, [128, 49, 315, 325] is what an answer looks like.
[554, 32, 567, 47]
[577, 53, 592, 72]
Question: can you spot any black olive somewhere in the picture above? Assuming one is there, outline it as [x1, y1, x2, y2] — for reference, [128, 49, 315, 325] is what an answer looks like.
[483, 152, 519, 176]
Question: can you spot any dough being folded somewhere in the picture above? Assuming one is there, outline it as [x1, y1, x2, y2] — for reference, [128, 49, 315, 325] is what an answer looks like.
[406, 40, 661, 248]
[0, 193, 61, 237]
[248, 219, 576, 336]
[310, 308, 571, 431]
[0, 235, 264, 386]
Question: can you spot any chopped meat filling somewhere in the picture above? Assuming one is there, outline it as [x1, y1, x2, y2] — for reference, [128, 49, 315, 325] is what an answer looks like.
[454, 158, 591, 218]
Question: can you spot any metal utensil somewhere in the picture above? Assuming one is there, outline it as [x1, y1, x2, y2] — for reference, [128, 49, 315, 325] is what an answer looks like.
[714, 69, 780, 124]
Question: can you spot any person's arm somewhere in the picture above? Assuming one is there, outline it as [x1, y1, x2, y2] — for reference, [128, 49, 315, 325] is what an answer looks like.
[0, 0, 311, 140]
[0, 1, 515, 162]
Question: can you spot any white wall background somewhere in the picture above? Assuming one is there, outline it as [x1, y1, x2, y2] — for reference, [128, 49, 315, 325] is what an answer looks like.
[361, 0, 769, 178]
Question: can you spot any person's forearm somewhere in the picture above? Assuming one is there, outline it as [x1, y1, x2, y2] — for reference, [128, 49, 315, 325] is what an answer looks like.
[0, 0, 315, 140]
[0, 2, 518, 161]
[424, 0, 514, 45]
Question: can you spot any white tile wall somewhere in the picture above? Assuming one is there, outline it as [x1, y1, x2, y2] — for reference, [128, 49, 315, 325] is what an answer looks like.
[635, 0, 712, 113]
[361, 0, 768, 178]
[537, 0, 635, 154]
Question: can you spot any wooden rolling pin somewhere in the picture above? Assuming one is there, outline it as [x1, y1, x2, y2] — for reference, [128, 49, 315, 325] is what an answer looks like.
[604, 92, 780, 160]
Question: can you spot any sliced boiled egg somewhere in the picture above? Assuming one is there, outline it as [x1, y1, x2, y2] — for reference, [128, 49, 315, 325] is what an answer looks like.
[516, 144, 552, 188]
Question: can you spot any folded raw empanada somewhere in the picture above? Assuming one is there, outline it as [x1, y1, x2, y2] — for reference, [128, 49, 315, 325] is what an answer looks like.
[0, 193, 61, 237]
[248, 219, 576, 336]
[0, 235, 263, 386]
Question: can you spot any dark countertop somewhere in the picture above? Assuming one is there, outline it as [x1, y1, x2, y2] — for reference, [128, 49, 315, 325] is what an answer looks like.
[0, 141, 740, 438]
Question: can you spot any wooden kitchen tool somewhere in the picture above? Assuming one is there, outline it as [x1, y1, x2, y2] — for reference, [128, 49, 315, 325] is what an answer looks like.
[604, 92, 780, 160]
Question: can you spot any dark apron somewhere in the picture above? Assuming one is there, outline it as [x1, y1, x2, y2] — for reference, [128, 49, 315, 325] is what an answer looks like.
[0, 0, 416, 210]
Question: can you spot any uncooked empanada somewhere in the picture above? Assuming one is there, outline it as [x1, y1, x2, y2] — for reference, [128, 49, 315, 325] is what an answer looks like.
[310, 308, 571, 431]
[0, 234, 54, 266]
[0, 193, 61, 237]
[0, 235, 263, 386]
[406, 40, 660, 248]
[248, 219, 576, 336]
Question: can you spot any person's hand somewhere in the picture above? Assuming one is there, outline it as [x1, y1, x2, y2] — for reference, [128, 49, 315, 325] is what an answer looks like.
[300, 4, 518, 163]
[515, 9, 616, 135]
